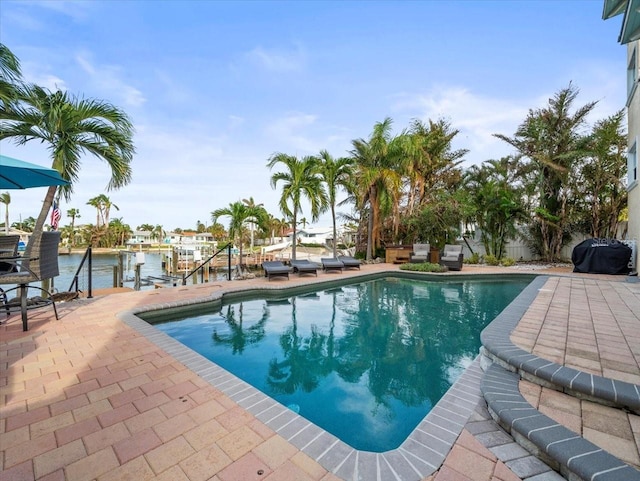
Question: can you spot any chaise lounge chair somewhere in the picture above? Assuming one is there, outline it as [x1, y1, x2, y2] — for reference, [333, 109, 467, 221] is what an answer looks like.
[262, 261, 292, 280]
[439, 244, 464, 271]
[409, 243, 430, 263]
[290, 259, 321, 276]
[321, 257, 344, 272]
[337, 255, 361, 269]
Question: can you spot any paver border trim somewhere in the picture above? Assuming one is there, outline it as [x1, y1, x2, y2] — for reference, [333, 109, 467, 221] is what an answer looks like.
[481, 363, 640, 481]
[480, 275, 640, 414]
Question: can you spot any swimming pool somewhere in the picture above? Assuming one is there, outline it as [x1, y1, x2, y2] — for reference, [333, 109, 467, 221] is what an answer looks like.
[148, 276, 531, 452]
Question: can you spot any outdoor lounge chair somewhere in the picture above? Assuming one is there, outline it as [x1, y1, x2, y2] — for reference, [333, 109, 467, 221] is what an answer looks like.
[0, 232, 60, 331]
[0, 235, 20, 273]
[409, 243, 430, 263]
[337, 255, 361, 269]
[321, 257, 344, 272]
[262, 261, 291, 281]
[439, 244, 464, 271]
[290, 259, 321, 276]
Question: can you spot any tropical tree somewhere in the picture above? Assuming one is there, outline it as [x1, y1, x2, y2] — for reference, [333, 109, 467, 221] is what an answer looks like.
[316, 150, 354, 258]
[464, 157, 527, 259]
[66, 208, 80, 246]
[137, 223, 154, 232]
[151, 224, 165, 244]
[0, 192, 10, 234]
[108, 217, 131, 247]
[0, 43, 23, 109]
[403, 118, 467, 216]
[212, 200, 268, 266]
[0, 78, 134, 256]
[86, 194, 119, 227]
[267, 154, 328, 261]
[574, 110, 628, 238]
[242, 197, 264, 250]
[349, 118, 404, 259]
[495, 83, 595, 261]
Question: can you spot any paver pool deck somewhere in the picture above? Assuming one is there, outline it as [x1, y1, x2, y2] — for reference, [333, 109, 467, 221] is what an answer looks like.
[1, 263, 639, 481]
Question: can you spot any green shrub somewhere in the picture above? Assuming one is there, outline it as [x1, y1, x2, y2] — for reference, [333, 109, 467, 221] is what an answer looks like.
[465, 252, 481, 264]
[399, 262, 448, 273]
[484, 254, 500, 266]
[500, 257, 516, 267]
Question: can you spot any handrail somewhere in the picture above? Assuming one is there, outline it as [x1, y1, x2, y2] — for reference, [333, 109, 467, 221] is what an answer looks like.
[182, 243, 233, 285]
[68, 246, 92, 298]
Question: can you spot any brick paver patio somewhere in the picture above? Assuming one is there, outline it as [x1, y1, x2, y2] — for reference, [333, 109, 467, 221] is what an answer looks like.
[1, 264, 638, 480]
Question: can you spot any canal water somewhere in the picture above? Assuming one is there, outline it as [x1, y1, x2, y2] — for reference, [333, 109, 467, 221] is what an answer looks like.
[55, 251, 169, 292]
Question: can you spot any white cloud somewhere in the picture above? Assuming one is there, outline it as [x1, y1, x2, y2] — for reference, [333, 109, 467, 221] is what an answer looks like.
[245, 44, 306, 72]
[264, 112, 320, 154]
[76, 53, 146, 107]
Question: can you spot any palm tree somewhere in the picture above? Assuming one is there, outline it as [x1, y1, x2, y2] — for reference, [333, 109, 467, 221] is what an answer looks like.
[66, 208, 80, 246]
[495, 83, 595, 261]
[0, 43, 23, 109]
[151, 224, 165, 244]
[350, 118, 404, 260]
[0, 82, 134, 256]
[137, 223, 154, 232]
[242, 197, 264, 251]
[267, 154, 328, 261]
[0, 192, 10, 234]
[316, 150, 354, 258]
[212, 201, 267, 267]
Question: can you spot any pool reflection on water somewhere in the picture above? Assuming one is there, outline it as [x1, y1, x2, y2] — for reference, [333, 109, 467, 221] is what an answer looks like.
[153, 277, 530, 452]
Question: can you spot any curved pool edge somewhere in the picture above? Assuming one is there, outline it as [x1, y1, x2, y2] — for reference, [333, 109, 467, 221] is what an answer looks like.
[118, 270, 541, 480]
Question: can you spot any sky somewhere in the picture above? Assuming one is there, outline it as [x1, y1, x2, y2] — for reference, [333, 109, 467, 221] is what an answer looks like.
[0, 0, 630, 232]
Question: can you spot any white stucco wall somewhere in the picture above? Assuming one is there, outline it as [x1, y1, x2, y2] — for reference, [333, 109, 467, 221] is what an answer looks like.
[626, 40, 639, 272]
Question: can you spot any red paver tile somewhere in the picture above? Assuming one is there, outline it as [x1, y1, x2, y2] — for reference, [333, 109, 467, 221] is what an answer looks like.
[108, 386, 145, 408]
[97, 402, 139, 428]
[49, 394, 90, 416]
[83, 422, 131, 454]
[164, 380, 198, 400]
[442, 445, 495, 481]
[33, 438, 86, 479]
[218, 425, 265, 461]
[253, 434, 299, 469]
[0, 460, 34, 481]
[124, 407, 167, 434]
[65, 447, 119, 481]
[179, 442, 233, 481]
[217, 451, 272, 481]
[132, 391, 170, 413]
[64, 379, 100, 399]
[30, 411, 74, 438]
[5, 405, 50, 432]
[113, 427, 163, 465]
[96, 455, 155, 481]
[434, 464, 474, 480]
[144, 435, 195, 474]
[153, 412, 197, 442]
[55, 416, 101, 445]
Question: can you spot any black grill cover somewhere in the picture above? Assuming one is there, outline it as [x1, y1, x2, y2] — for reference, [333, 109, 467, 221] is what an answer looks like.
[571, 239, 632, 274]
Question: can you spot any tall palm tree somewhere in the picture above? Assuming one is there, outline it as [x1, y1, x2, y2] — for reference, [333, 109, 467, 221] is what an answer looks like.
[0, 192, 10, 234]
[267, 154, 328, 261]
[212, 201, 267, 266]
[66, 208, 80, 246]
[242, 197, 264, 251]
[495, 83, 595, 261]
[350, 118, 404, 260]
[0, 83, 134, 256]
[316, 150, 354, 258]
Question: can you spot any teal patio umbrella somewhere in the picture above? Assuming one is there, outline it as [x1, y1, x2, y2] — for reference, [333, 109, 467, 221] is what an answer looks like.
[0, 154, 69, 189]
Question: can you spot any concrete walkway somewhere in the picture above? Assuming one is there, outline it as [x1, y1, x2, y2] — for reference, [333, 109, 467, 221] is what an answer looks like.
[1, 264, 638, 480]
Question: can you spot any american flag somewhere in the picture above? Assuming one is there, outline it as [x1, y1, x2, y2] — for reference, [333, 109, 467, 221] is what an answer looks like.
[50, 201, 61, 230]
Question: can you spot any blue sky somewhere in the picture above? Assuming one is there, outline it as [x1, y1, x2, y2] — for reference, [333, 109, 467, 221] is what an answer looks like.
[0, 0, 628, 232]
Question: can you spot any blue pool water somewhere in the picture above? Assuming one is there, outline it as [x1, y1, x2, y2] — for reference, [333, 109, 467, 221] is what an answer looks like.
[152, 276, 531, 452]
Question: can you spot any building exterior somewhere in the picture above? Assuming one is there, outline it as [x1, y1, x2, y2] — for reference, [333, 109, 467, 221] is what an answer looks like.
[603, 0, 640, 272]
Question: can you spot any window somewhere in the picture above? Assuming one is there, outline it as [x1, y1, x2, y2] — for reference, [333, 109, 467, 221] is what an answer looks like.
[628, 48, 638, 100]
[629, 139, 638, 189]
